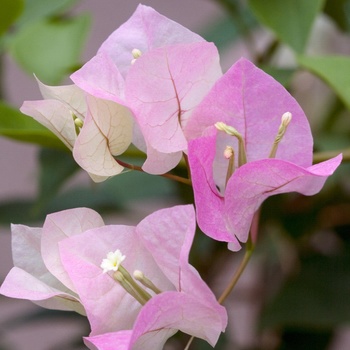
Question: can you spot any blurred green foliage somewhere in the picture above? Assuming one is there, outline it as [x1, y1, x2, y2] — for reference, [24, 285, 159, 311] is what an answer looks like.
[248, 0, 325, 53]
[0, 1, 350, 350]
[10, 14, 90, 84]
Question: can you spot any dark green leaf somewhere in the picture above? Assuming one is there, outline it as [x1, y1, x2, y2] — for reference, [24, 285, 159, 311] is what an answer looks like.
[298, 55, 350, 110]
[260, 66, 295, 87]
[0, 0, 24, 36]
[261, 252, 350, 329]
[46, 169, 179, 214]
[0, 100, 66, 149]
[200, 1, 257, 53]
[200, 15, 239, 52]
[35, 148, 79, 211]
[0, 200, 43, 224]
[10, 14, 90, 84]
[324, 0, 350, 32]
[280, 329, 333, 350]
[248, 0, 325, 53]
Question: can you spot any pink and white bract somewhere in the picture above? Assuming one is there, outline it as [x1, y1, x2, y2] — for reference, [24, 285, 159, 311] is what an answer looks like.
[187, 58, 342, 251]
[71, 4, 222, 174]
[20, 80, 134, 182]
[0, 208, 105, 314]
[0, 206, 227, 349]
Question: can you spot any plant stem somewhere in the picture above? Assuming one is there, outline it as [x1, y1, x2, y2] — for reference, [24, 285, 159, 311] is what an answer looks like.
[184, 214, 258, 349]
[218, 235, 254, 304]
[184, 336, 194, 350]
[116, 159, 192, 185]
[313, 148, 350, 163]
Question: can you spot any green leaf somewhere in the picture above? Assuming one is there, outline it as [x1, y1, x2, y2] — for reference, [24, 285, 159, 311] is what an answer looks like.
[260, 66, 295, 87]
[200, 2, 257, 53]
[248, 0, 325, 53]
[0, 0, 24, 36]
[16, 0, 79, 27]
[261, 252, 350, 329]
[10, 14, 90, 84]
[46, 169, 179, 214]
[324, 0, 350, 32]
[298, 55, 350, 110]
[200, 15, 240, 52]
[0, 100, 66, 149]
[35, 148, 79, 211]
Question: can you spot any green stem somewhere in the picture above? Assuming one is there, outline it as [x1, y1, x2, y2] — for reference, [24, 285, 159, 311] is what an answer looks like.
[116, 159, 192, 186]
[184, 214, 258, 350]
[313, 148, 350, 163]
[184, 336, 194, 350]
[218, 235, 254, 304]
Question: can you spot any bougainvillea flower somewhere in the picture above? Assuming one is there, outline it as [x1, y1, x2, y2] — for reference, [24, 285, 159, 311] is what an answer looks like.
[20, 79, 134, 182]
[187, 58, 342, 251]
[57, 205, 227, 349]
[0, 208, 104, 314]
[70, 4, 222, 174]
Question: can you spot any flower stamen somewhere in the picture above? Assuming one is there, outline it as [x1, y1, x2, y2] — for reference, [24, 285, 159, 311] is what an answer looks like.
[269, 112, 292, 158]
[101, 250, 152, 305]
[71, 111, 84, 136]
[133, 270, 162, 295]
[224, 146, 235, 186]
[113, 271, 148, 305]
[215, 122, 247, 166]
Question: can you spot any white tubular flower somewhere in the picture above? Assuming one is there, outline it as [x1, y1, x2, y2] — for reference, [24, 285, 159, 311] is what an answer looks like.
[101, 249, 126, 273]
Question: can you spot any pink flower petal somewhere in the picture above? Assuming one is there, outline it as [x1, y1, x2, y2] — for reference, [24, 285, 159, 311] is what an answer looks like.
[131, 292, 225, 348]
[188, 128, 241, 248]
[41, 208, 104, 291]
[58, 224, 173, 335]
[71, 53, 126, 103]
[97, 4, 205, 78]
[185, 58, 313, 168]
[125, 42, 221, 155]
[0, 267, 84, 314]
[20, 99, 76, 150]
[224, 154, 343, 242]
[84, 330, 132, 350]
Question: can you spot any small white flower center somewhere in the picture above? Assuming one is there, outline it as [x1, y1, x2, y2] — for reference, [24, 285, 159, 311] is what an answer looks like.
[101, 249, 126, 274]
[131, 48, 142, 65]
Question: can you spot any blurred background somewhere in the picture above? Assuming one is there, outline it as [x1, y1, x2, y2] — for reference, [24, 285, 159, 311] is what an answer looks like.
[0, 0, 350, 349]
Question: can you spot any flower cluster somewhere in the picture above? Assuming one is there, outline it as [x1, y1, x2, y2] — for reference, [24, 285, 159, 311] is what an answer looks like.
[1, 4, 342, 350]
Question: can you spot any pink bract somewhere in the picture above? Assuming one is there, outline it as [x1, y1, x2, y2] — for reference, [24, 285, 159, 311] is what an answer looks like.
[0, 205, 227, 349]
[187, 58, 342, 251]
[58, 205, 227, 349]
[0, 208, 104, 314]
[20, 79, 134, 182]
[70, 4, 222, 174]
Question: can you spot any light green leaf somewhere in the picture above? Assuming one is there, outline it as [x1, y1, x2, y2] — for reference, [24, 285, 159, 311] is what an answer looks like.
[10, 14, 90, 84]
[16, 0, 79, 27]
[0, 0, 24, 36]
[0, 100, 66, 149]
[298, 55, 350, 110]
[248, 0, 325, 53]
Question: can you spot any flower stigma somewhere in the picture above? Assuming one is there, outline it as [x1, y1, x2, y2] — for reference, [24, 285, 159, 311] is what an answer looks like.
[100, 249, 126, 274]
[223, 146, 235, 186]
